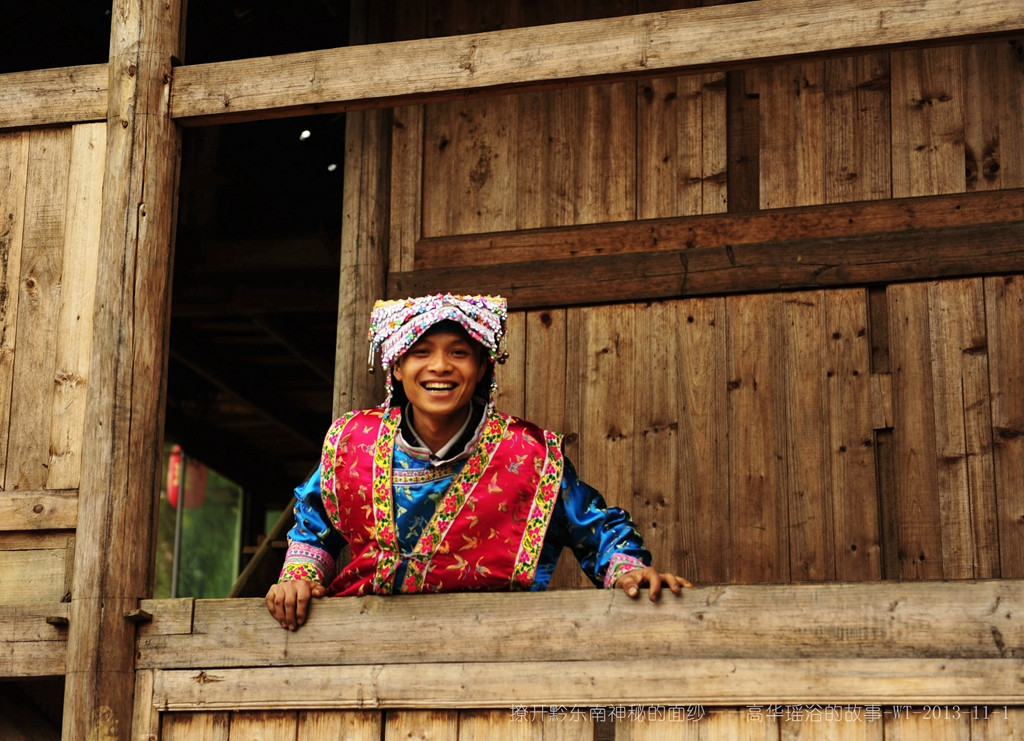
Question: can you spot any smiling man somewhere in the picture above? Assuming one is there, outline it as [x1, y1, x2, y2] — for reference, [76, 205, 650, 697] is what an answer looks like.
[266, 294, 690, 630]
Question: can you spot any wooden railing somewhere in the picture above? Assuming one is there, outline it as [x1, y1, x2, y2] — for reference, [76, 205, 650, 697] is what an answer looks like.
[133, 580, 1024, 713]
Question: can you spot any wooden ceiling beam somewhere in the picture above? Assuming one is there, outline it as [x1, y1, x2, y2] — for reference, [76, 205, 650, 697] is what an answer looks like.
[6, 1, 1021, 130]
[167, 0, 1024, 125]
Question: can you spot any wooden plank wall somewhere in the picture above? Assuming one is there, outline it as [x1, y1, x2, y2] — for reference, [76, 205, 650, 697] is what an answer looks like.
[390, 29, 1024, 590]
[0, 123, 105, 677]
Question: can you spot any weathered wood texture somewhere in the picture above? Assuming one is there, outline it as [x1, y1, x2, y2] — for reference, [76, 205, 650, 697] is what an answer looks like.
[0, 65, 108, 131]
[0, 121, 105, 627]
[61, 0, 184, 738]
[0, 602, 69, 678]
[388, 34, 1024, 589]
[134, 706, 1024, 741]
[165, 0, 1024, 124]
[132, 584, 1024, 727]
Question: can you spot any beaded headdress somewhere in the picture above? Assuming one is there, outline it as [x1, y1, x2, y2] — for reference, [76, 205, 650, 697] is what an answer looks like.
[367, 293, 508, 407]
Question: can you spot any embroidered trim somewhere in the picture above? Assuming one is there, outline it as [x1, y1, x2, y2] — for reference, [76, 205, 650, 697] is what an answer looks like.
[279, 542, 336, 584]
[511, 429, 564, 589]
[392, 460, 461, 485]
[400, 413, 509, 593]
[370, 407, 401, 594]
[604, 553, 647, 589]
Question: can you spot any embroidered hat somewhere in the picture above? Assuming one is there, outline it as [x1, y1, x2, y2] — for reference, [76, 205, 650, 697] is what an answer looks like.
[367, 293, 508, 406]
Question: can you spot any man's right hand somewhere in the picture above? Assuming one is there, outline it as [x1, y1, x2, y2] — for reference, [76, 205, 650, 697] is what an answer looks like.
[265, 579, 325, 631]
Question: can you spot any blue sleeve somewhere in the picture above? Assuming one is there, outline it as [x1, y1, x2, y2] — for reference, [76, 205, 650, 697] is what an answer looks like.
[279, 464, 347, 584]
[542, 458, 651, 588]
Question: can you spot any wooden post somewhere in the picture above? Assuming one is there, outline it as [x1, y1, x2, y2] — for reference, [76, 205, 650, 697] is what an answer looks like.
[63, 0, 184, 738]
[333, 0, 393, 416]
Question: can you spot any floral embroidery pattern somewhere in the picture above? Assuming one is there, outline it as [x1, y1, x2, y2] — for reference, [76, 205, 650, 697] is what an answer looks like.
[511, 429, 564, 588]
[279, 541, 336, 585]
[370, 408, 401, 593]
[401, 414, 509, 593]
[604, 552, 647, 589]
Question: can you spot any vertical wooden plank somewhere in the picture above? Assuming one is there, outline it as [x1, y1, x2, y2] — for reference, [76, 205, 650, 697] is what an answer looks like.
[572, 304, 636, 508]
[823, 53, 891, 204]
[972, 706, 1024, 741]
[563, 305, 636, 586]
[336, 106, 392, 415]
[524, 307, 576, 591]
[457, 710, 535, 741]
[514, 87, 577, 230]
[780, 291, 832, 582]
[384, 710, 458, 740]
[388, 1, 426, 273]
[703, 708, 780, 741]
[523, 308, 567, 434]
[887, 284, 943, 580]
[161, 712, 230, 741]
[494, 309, 526, 419]
[727, 69, 760, 214]
[826, 290, 882, 582]
[964, 41, 1024, 192]
[297, 710, 383, 741]
[884, 710, 970, 741]
[927, 278, 999, 579]
[985, 275, 1024, 577]
[890, 46, 966, 197]
[46, 122, 105, 490]
[130, 669, 160, 741]
[887, 45, 967, 582]
[6, 127, 71, 492]
[780, 711, 883, 741]
[678, 296, 729, 585]
[0, 130, 29, 490]
[578, 81, 637, 223]
[633, 300, 685, 579]
[638, 71, 728, 219]
[421, 95, 518, 237]
[757, 62, 825, 209]
[389, 104, 424, 273]
[228, 711, 297, 741]
[726, 293, 788, 583]
[64, 0, 185, 737]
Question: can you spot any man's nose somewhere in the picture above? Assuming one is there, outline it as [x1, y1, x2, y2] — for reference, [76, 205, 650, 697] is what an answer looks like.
[427, 351, 450, 371]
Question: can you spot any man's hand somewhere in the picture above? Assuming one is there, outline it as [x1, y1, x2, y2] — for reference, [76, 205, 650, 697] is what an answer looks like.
[614, 567, 693, 600]
[265, 579, 326, 630]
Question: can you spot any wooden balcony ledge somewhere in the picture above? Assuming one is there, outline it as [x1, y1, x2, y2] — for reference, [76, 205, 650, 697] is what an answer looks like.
[134, 579, 1024, 712]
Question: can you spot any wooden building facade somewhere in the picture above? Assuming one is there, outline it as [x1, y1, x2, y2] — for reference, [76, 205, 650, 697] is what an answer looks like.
[3, 1, 1024, 739]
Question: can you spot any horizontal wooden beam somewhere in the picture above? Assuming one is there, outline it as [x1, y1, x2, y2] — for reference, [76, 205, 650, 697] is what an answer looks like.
[136, 580, 1024, 707]
[168, 0, 1024, 124]
[391, 190, 1024, 307]
[151, 657, 1024, 710]
[0, 64, 107, 131]
[138, 581, 1023, 665]
[415, 189, 1024, 269]
[0, 489, 78, 531]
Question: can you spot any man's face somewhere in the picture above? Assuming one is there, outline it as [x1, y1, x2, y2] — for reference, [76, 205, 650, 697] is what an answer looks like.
[393, 330, 486, 426]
